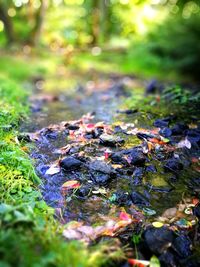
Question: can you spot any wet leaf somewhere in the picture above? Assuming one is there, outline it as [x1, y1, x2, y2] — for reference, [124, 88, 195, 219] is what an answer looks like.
[192, 198, 199, 205]
[177, 138, 191, 149]
[45, 164, 60, 175]
[61, 180, 81, 191]
[128, 258, 150, 267]
[149, 138, 167, 145]
[152, 221, 164, 228]
[119, 211, 131, 221]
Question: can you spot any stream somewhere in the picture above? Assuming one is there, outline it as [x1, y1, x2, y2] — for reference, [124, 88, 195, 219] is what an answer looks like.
[22, 74, 200, 266]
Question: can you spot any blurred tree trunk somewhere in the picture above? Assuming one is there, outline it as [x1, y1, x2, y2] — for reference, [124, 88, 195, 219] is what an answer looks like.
[0, 3, 15, 44]
[100, 0, 111, 44]
[91, 0, 100, 46]
[29, 0, 48, 46]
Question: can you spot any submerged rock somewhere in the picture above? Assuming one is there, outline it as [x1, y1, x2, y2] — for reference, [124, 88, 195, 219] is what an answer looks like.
[110, 152, 127, 164]
[60, 157, 83, 171]
[159, 127, 172, 138]
[145, 165, 157, 173]
[129, 148, 146, 166]
[143, 226, 175, 255]
[154, 118, 170, 128]
[112, 191, 132, 206]
[171, 123, 189, 136]
[91, 173, 112, 185]
[186, 129, 200, 146]
[76, 185, 91, 199]
[164, 158, 183, 173]
[132, 167, 144, 185]
[159, 250, 178, 267]
[172, 234, 192, 258]
[131, 191, 150, 206]
[88, 160, 115, 175]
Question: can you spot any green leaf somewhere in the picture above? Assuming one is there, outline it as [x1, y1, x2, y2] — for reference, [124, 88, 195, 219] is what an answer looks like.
[150, 255, 160, 267]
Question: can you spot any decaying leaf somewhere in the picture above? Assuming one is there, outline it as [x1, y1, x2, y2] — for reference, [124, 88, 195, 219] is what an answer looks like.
[63, 211, 135, 243]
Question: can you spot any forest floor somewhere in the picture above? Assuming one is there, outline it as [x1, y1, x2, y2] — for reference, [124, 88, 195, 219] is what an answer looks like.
[1, 50, 200, 267]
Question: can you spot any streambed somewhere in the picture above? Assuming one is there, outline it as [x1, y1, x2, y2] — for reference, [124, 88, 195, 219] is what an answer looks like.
[22, 75, 200, 266]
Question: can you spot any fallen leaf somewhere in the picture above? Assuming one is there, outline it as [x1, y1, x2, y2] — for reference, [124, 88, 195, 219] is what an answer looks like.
[150, 255, 160, 267]
[45, 164, 60, 175]
[177, 138, 191, 149]
[119, 211, 131, 221]
[192, 198, 199, 205]
[149, 138, 167, 145]
[61, 180, 81, 191]
[111, 164, 123, 169]
[152, 221, 164, 228]
[128, 258, 150, 267]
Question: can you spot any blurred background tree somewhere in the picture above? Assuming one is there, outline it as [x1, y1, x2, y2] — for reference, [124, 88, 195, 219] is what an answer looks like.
[0, 0, 199, 81]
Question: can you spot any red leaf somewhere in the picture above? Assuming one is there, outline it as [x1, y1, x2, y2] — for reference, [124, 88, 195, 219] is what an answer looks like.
[128, 258, 149, 267]
[193, 198, 199, 205]
[149, 138, 166, 145]
[119, 211, 131, 221]
[61, 180, 80, 191]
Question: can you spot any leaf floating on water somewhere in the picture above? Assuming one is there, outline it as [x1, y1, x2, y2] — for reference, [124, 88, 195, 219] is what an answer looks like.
[45, 164, 60, 175]
[128, 258, 150, 267]
[61, 180, 81, 191]
[152, 221, 164, 228]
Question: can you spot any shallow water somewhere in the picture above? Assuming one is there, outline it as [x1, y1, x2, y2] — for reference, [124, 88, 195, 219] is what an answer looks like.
[23, 75, 199, 230]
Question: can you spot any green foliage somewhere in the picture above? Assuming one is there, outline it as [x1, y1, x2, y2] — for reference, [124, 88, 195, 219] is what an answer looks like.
[0, 203, 88, 267]
[0, 75, 87, 267]
[161, 86, 191, 105]
[148, 13, 200, 80]
[150, 256, 160, 267]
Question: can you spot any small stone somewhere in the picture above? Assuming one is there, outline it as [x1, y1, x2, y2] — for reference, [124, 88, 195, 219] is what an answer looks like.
[172, 235, 192, 258]
[143, 226, 175, 255]
[171, 123, 188, 136]
[164, 158, 183, 173]
[154, 118, 170, 128]
[88, 160, 115, 175]
[131, 191, 150, 206]
[60, 157, 82, 171]
[159, 128, 172, 138]
[129, 148, 146, 166]
[92, 173, 112, 185]
[99, 134, 124, 147]
[146, 165, 157, 173]
[76, 185, 91, 198]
